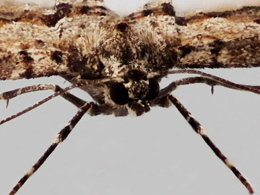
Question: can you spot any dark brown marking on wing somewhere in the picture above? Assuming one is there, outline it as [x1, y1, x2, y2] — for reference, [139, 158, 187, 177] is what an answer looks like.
[161, 3, 175, 16]
[127, 3, 175, 20]
[175, 16, 187, 26]
[254, 18, 260, 24]
[142, 9, 153, 16]
[51, 51, 63, 64]
[19, 66, 33, 79]
[79, 5, 91, 14]
[209, 40, 225, 56]
[178, 45, 196, 57]
[75, 5, 109, 16]
[0, 18, 10, 27]
[183, 6, 260, 24]
[18, 50, 34, 63]
[42, 3, 72, 27]
[34, 39, 45, 48]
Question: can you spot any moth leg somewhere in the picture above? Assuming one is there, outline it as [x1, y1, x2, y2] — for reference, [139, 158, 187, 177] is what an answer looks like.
[0, 84, 89, 125]
[9, 102, 92, 195]
[0, 84, 57, 100]
[8, 99, 118, 195]
[156, 94, 253, 194]
[168, 70, 260, 94]
[158, 76, 260, 99]
[0, 84, 86, 108]
[158, 77, 216, 98]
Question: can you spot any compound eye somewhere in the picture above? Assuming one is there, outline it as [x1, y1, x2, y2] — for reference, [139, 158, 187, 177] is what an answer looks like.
[145, 79, 160, 100]
[110, 82, 130, 105]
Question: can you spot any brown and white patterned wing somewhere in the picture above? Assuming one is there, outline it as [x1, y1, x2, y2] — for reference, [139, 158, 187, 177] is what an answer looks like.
[0, 0, 117, 80]
[177, 7, 260, 68]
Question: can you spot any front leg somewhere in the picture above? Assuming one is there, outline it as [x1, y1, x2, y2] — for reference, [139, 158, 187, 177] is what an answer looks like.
[0, 84, 86, 108]
[152, 94, 254, 194]
[8, 102, 91, 195]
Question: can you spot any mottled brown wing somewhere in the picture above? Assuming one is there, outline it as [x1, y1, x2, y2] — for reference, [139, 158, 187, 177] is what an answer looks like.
[177, 7, 260, 68]
[0, 0, 117, 80]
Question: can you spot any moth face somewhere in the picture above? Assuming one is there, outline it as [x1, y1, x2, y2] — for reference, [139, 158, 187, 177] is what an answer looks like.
[109, 69, 160, 105]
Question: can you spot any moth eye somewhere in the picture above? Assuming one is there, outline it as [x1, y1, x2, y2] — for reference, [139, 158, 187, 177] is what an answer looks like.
[110, 82, 129, 105]
[145, 79, 159, 100]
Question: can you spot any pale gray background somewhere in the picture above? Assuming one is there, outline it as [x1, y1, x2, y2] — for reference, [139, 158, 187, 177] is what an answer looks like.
[1, 0, 260, 195]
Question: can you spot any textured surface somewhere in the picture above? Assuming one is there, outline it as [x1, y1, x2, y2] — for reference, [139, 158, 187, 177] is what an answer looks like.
[0, 0, 259, 81]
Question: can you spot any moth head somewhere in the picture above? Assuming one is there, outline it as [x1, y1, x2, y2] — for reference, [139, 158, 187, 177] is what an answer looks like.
[109, 69, 159, 105]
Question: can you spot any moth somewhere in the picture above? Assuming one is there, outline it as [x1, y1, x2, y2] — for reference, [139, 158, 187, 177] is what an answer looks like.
[0, 0, 260, 194]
